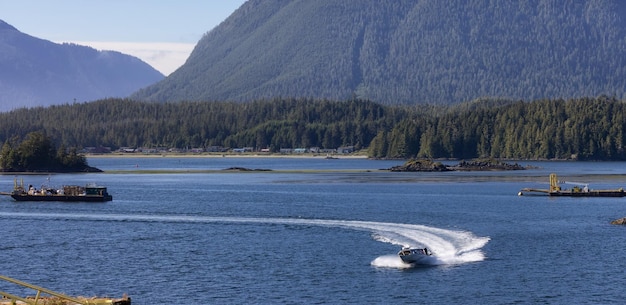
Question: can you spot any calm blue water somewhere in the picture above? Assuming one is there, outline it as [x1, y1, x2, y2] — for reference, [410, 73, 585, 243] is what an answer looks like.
[1, 158, 626, 304]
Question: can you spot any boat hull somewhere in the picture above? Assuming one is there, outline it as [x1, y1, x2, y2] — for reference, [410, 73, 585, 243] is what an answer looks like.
[399, 253, 430, 264]
[10, 194, 112, 202]
[548, 190, 625, 197]
[398, 248, 431, 264]
[521, 188, 626, 197]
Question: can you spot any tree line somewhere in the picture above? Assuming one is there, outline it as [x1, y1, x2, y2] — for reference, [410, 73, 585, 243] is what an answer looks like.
[0, 96, 624, 160]
[0, 98, 406, 153]
[0, 131, 89, 172]
[369, 96, 626, 160]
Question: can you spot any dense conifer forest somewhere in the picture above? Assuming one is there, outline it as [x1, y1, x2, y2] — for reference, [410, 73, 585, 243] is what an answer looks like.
[134, 0, 626, 105]
[369, 96, 626, 160]
[0, 97, 624, 161]
[0, 131, 90, 172]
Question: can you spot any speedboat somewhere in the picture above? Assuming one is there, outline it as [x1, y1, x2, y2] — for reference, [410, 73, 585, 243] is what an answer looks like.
[398, 246, 432, 264]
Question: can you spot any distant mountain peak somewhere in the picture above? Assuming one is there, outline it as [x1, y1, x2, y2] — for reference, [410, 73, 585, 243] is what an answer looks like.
[0, 19, 18, 31]
[0, 19, 164, 112]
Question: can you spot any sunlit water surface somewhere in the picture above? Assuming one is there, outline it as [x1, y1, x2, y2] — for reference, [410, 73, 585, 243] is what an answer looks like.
[1, 158, 625, 304]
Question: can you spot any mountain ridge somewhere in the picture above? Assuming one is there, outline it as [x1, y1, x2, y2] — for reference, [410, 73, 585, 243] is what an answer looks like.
[132, 0, 626, 105]
[0, 19, 164, 112]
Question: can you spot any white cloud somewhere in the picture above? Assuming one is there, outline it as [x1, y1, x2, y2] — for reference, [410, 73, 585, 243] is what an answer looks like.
[59, 41, 196, 76]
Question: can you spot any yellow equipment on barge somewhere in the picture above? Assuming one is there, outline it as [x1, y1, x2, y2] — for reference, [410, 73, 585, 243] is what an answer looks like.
[519, 173, 626, 197]
[0, 274, 129, 305]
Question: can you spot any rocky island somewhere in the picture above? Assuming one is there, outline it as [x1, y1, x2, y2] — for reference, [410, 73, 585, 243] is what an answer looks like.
[610, 217, 626, 225]
[389, 158, 526, 172]
[0, 131, 102, 173]
[389, 159, 451, 172]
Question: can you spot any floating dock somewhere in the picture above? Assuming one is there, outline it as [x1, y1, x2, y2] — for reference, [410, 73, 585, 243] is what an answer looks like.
[0, 274, 130, 305]
[519, 173, 626, 197]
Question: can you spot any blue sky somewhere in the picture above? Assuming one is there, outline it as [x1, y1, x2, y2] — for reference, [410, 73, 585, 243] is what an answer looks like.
[1, 0, 247, 75]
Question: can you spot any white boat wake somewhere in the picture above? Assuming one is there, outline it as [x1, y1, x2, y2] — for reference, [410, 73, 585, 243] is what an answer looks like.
[368, 222, 490, 268]
[0, 212, 489, 268]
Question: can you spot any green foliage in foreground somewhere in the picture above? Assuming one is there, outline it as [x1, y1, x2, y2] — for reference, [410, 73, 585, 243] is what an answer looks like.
[0, 131, 88, 171]
[0, 96, 625, 160]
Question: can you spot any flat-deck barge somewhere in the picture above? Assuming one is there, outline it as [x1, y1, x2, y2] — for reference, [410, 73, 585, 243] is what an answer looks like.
[7, 179, 112, 202]
[519, 173, 626, 197]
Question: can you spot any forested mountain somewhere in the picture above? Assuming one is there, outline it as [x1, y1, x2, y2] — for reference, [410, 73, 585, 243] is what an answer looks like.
[0, 20, 164, 112]
[132, 0, 626, 105]
[0, 97, 624, 160]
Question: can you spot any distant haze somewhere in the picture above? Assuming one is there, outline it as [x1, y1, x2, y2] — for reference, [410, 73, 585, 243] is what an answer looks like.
[61, 41, 195, 75]
[0, 19, 164, 112]
[1, 1, 247, 76]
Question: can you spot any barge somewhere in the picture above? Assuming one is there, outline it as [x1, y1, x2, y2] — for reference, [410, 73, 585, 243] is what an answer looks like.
[519, 173, 626, 197]
[9, 179, 113, 202]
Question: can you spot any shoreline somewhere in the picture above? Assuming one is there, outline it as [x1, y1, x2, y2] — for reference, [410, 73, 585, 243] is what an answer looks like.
[85, 153, 371, 159]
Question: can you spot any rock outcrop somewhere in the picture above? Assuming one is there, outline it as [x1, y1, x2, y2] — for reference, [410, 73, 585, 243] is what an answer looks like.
[223, 167, 272, 172]
[451, 159, 526, 171]
[389, 158, 526, 172]
[389, 159, 450, 172]
[610, 217, 626, 225]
